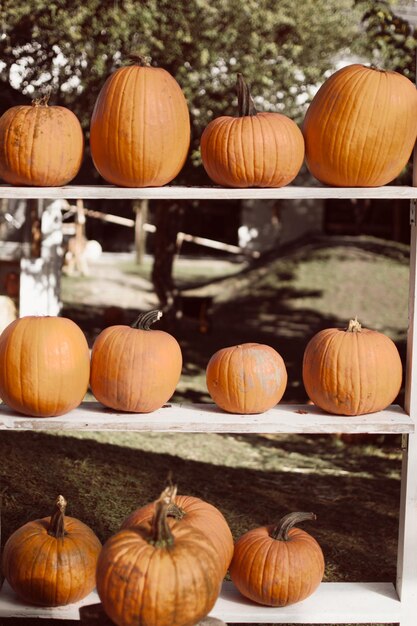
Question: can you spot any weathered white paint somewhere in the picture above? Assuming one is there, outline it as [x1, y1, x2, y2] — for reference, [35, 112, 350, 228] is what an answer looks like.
[0, 402, 412, 434]
[1, 184, 417, 200]
[0, 580, 400, 623]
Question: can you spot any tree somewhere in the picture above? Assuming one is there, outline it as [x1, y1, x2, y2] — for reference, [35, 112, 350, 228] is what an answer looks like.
[0, 0, 371, 317]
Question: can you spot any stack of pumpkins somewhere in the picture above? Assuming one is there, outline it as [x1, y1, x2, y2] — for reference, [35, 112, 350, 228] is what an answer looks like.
[0, 58, 417, 188]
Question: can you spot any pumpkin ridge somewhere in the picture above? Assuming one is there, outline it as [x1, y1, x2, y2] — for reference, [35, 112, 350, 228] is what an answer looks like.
[364, 70, 390, 185]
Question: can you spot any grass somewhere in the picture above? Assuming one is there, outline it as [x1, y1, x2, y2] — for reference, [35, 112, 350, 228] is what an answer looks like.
[1, 234, 410, 626]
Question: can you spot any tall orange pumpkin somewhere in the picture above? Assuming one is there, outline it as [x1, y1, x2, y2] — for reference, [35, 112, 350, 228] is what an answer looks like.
[302, 318, 403, 416]
[96, 486, 221, 626]
[90, 55, 190, 187]
[90, 310, 182, 413]
[206, 342, 287, 414]
[229, 511, 324, 607]
[2, 495, 102, 606]
[0, 97, 83, 186]
[200, 74, 304, 188]
[0, 316, 90, 417]
[303, 64, 417, 187]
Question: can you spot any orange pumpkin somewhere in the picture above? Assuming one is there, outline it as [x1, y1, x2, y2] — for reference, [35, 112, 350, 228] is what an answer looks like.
[0, 96, 83, 186]
[200, 74, 304, 188]
[96, 486, 221, 626]
[303, 64, 417, 187]
[229, 511, 324, 606]
[206, 342, 287, 414]
[90, 54, 190, 187]
[122, 492, 234, 578]
[90, 310, 182, 413]
[302, 318, 403, 415]
[0, 316, 90, 417]
[2, 495, 102, 606]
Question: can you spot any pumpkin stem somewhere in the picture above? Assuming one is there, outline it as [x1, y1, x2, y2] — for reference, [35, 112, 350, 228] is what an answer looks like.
[150, 485, 177, 548]
[32, 88, 51, 108]
[48, 495, 67, 539]
[236, 74, 257, 117]
[127, 52, 152, 67]
[131, 310, 163, 330]
[270, 511, 317, 541]
[347, 317, 362, 333]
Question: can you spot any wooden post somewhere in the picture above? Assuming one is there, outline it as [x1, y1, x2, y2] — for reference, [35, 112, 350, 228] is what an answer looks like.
[134, 198, 149, 264]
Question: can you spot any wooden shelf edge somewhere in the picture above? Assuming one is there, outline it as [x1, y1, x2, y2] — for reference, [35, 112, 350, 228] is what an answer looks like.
[0, 402, 413, 434]
[1, 184, 417, 200]
[0, 581, 401, 623]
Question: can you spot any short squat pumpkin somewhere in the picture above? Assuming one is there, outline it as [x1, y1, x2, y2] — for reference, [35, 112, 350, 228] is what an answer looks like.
[229, 512, 324, 607]
[122, 490, 234, 578]
[90, 54, 190, 187]
[96, 486, 221, 626]
[302, 318, 403, 415]
[2, 495, 102, 606]
[206, 342, 287, 414]
[0, 315, 90, 417]
[90, 310, 182, 413]
[0, 95, 83, 186]
[303, 63, 417, 187]
[201, 74, 304, 188]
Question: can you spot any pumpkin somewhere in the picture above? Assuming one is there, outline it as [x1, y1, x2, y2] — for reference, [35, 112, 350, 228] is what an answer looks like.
[2, 495, 102, 606]
[90, 54, 190, 187]
[302, 318, 403, 416]
[90, 310, 182, 413]
[200, 74, 304, 188]
[206, 342, 287, 414]
[96, 486, 221, 626]
[302, 63, 417, 187]
[121, 491, 233, 578]
[229, 511, 324, 607]
[0, 315, 90, 417]
[0, 95, 83, 186]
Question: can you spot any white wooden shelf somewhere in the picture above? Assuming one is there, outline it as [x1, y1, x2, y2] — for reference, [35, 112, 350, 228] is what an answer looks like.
[0, 401, 412, 434]
[0, 580, 401, 624]
[1, 183, 417, 200]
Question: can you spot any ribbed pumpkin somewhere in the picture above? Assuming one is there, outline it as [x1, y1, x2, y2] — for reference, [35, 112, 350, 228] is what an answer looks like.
[229, 512, 324, 607]
[200, 74, 304, 188]
[302, 318, 403, 416]
[0, 316, 90, 417]
[96, 486, 221, 626]
[90, 310, 182, 413]
[2, 495, 102, 606]
[303, 63, 417, 187]
[121, 492, 234, 578]
[0, 96, 83, 186]
[90, 55, 190, 187]
[206, 342, 287, 414]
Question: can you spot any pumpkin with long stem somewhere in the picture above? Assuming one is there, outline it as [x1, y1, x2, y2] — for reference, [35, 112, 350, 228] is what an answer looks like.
[2, 496, 102, 606]
[90, 310, 182, 413]
[229, 511, 324, 606]
[200, 74, 304, 188]
[96, 486, 221, 626]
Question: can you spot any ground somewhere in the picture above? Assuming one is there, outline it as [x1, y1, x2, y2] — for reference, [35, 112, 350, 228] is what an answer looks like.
[0, 234, 410, 626]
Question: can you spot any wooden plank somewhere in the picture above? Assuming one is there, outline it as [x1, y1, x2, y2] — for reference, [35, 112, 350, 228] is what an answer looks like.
[0, 580, 400, 623]
[0, 401, 413, 434]
[1, 184, 417, 200]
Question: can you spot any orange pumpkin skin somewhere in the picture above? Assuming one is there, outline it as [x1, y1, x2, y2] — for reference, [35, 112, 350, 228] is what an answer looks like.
[121, 494, 234, 578]
[229, 512, 324, 607]
[201, 75, 304, 188]
[0, 101, 83, 186]
[90, 58, 190, 187]
[302, 319, 403, 416]
[2, 496, 102, 607]
[96, 488, 221, 626]
[303, 64, 417, 187]
[90, 311, 182, 413]
[0, 316, 90, 417]
[206, 343, 287, 414]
